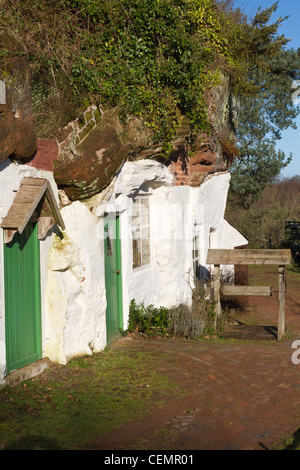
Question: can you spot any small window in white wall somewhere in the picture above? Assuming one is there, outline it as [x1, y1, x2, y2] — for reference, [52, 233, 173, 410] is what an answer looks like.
[193, 234, 200, 280]
[132, 197, 150, 268]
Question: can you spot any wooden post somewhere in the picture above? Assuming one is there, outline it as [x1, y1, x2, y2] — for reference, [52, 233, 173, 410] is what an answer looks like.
[278, 265, 286, 341]
[206, 250, 292, 341]
[214, 264, 221, 329]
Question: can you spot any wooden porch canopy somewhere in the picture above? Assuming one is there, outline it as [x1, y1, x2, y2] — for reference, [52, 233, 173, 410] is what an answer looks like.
[1, 177, 65, 243]
[206, 249, 292, 341]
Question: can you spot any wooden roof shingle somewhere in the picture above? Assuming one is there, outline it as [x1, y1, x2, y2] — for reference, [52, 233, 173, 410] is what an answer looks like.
[1, 177, 65, 241]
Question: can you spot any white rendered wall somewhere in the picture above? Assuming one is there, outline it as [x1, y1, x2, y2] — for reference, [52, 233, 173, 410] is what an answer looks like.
[46, 202, 106, 363]
[214, 218, 248, 280]
[99, 162, 244, 324]
[0, 157, 246, 383]
[216, 219, 248, 249]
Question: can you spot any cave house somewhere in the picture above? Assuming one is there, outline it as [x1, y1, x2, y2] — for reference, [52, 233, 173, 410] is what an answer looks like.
[0, 84, 247, 384]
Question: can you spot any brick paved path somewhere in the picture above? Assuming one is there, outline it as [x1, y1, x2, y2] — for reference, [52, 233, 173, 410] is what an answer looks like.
[90, 334, 300, 451]
[90, 267, 300, 451]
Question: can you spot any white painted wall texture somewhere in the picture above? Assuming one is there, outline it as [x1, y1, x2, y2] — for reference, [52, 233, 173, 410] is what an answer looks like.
[0, 158, 247, 383]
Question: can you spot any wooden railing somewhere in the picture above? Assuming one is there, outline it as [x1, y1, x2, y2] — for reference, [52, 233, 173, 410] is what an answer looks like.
[206, 249, 292, 341]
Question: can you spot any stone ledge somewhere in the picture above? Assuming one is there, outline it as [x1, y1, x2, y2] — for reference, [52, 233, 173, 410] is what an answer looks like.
[4, 358, 51, 387]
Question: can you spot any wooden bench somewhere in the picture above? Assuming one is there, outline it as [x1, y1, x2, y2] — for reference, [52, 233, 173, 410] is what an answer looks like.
[206, 249, 292, 341]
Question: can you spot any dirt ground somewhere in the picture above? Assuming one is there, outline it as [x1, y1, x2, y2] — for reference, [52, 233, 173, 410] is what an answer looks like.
[88, 265, 300, 451]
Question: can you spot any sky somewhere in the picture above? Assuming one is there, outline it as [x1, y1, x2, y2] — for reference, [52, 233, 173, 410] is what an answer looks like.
[233, 0, 300, 178]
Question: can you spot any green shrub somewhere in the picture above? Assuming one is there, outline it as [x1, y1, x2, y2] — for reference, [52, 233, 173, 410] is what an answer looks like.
[124, 299, 171, 337]
[168, 303, 206, 339]
[123, 291, 219, 340]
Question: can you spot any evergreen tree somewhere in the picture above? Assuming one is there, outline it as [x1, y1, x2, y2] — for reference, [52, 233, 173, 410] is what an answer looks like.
[229, 4, 300, 209]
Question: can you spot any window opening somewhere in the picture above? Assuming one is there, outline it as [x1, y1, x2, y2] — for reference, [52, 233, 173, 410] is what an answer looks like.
[193, 234, 200, 280]
[132, 197, 150, 268]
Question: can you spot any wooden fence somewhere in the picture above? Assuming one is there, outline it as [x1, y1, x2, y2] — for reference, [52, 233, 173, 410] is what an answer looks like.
[206, 249, 292, 341]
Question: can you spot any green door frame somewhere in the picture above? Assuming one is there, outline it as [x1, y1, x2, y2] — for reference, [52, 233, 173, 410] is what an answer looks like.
[104, 213, 123, 343]
[4, 223, 42, 374]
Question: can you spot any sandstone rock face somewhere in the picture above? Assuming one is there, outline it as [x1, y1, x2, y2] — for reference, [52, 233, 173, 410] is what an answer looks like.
[0, 33, 36, 163]
[189, 73, 238, 187]
[53, 108, 154, 200]
[189, 133, 228, 186]
[0, 31, 237, 200]
[53, 72, 238, 200]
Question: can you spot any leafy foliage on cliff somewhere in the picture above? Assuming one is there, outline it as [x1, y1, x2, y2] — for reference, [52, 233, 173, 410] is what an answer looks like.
[1, 0, 298, 164]
[0, 1, 274, 143]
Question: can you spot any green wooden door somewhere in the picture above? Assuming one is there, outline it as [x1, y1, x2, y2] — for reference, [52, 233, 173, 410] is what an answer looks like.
[4, 223, 42, 374]
[104, 214, 123, 343]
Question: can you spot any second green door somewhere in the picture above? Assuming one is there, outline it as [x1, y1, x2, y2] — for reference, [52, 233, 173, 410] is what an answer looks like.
[104, 214, 123, 343]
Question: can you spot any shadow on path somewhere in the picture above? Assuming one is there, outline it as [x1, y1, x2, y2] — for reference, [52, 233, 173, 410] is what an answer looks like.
[4, 435, 62, 450]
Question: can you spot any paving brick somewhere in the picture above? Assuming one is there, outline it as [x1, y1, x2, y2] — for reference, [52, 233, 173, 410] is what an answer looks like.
[96, 332, 300, 451]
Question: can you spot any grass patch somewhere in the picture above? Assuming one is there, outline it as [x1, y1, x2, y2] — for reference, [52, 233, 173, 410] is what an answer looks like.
[274, 426, 300, 450]
[0, 348, 184, 450]
[286, 263, 300, 279]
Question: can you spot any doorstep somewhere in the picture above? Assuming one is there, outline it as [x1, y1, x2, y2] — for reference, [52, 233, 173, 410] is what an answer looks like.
[5, 358, 51, 386]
